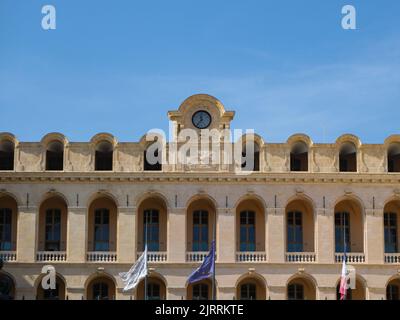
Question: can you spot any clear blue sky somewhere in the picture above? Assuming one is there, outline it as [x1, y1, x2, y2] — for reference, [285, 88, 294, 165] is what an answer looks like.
[0, 0, 399, 143]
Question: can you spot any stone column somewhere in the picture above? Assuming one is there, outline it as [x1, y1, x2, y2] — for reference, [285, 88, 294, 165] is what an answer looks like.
[167, 287, 186, 300]
[267, 208, 285, 263]
[67, 207, 87, 263]
[365, 208, 384, 264]
[217, 208, 235, 263]
[17, 206, 37, 263]
[268, 286, 286, 300]
[316, 208, 334, 263]
[117, 206, 136, 263]
[167, 208, 186, 263]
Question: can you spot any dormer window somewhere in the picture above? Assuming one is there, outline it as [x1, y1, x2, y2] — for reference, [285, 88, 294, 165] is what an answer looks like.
[0, 140, 14, 171]
[46, 141, 64, 171]
[339, 142, 357, 172]
[290, 142, 308, 172]
[95, 141, 113, 171]
[388, 143, 400, 173]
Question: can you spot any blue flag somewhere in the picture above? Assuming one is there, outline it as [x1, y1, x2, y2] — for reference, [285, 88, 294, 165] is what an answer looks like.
[188, 240, 216, 284]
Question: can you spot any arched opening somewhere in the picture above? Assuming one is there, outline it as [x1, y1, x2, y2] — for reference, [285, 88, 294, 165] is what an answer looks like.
[0, 140, 14, 171]
[388, 143, 400, 173]
[186, 197, 216, 253]
[386, 278, 400, 300]
[384, 200, 400, 253]
[187, 279, 212, 300]
[236, 276, 266, 300]
[0, 195, 18, 251]
[95, 141, 113, 171]
[334, 199, 364, 253]
[290, 141, 308, 172]
[38, 195, 68, 252]
[144, 142, 162, 171]
[241, 142, 260, 172]
[37, 274, 66, 300]
[236, 198, 265, 252]
[336, 278, 366, 300]
[287, 276, 316, 300]
[88, 196, 117, 252]
[137, 275, 166, 300]
[86, 275, 116, 300]
[339, 142, 357, 172]
[285, 198, 314, 253]
[46, 141, 64, 171]
[0, 272, 15, 300]
[137, 196, 167, 252]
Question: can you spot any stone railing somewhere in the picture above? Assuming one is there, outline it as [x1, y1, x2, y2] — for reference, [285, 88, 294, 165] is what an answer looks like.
[87, 251, 117, 262]
[384, 253, 400, 264]
[36, 251, 67, 262]
[186, 251, 209, 262]
[137, 251, 167, 262]
[335, 253, 365, 263]
[285, 252, 316, 263]
[0, 251, 17, 262]
[236, 252, 267, 262]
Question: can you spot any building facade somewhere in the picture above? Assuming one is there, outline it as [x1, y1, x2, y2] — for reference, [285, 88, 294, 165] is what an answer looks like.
[1, 94, 400, 300]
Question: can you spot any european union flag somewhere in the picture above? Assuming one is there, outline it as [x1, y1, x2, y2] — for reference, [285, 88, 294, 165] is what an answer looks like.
[188, 240, 216, 284]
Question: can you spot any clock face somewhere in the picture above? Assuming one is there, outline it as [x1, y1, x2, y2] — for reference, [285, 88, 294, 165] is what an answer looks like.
[192, 110, 212, 129]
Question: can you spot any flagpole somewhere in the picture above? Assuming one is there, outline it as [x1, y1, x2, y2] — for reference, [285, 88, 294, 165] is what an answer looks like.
[343, 211, 346, 300]
[144, 214, 148, 301]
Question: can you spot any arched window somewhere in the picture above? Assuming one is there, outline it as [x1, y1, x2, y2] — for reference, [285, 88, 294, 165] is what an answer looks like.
[239, 211, 255, 251]
[339, 142, 357, 172]
[147, 282, 161, 300]
[144, 143, 162, 171]
[0, 208, 12, 251]
[37, 275, 65, 300]
[384, 212, 398, 253]
[0, 140, 14, 171]
[240, 283, 256, 300]
[287, 211, 303, 252]
[288, 283, 304, 300]
[290, 141, 308, 171]
[87, 276, 115, 300]
[93, 282, 109, 300]
[388, 143, 400, 173]
[44, 209, 61, 251]
[387, 282, 400, 300]
[144, 209, 160, 251]
[335, 212, 350, 252]
[192, 210, 208, 251]
[192, 283, 209, 300]
[0, 273, 15, 300]
[95, 141, 113, 171]
[241, 142, 260, 172]
[94, 209, 110, 251]
[46, 141, 64, 171]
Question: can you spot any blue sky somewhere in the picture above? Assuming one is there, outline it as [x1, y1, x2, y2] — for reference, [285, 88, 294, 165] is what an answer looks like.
[0, 0, 399, 143]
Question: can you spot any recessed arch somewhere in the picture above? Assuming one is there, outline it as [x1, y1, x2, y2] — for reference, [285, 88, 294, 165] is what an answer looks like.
[286, 273, 317, 300]
[0, 270, 16, 299]
[85, 272, 116, 300]
[35, 273, 66, 300]
[0, 138, 15, 171]
[337, 137, 358, 172]
[137, 194, 168, 252]
[335, 274, 366, 300]
[235, 272, 267, 300]
[136, 272, 167, 300]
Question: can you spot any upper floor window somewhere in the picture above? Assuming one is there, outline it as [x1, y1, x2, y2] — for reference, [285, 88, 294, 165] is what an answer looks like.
[193, 210, 208, 251]
[46, 141, 64, 171]
[45, 209, 61, 251]
[335, 212, 350, 252]
[240, 211, 255, 251]
[192, 283, 208, 300]
[339, 142, 357, 172]
[384, 212, 398, 253]
[0, 140, 14, 171]
[288, 283, 304, 300]
[94, 209, 110, 251]
[287, 211, 303, 252]
[144, 209, 160, 251]
[290, 141, 308, 172]
[144, 143, 162, 171]
[241, 143, 260, 172]
[0, 208, 12, 251]
[240, 283, 256, 300]
[95, 141, 113, 171]
[388, 143, 400, 173]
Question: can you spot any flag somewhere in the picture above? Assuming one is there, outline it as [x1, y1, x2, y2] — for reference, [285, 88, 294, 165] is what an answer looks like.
[188, 240, 216, 284]
[119, 246, 148, 292]
[339, 251, 348, 300]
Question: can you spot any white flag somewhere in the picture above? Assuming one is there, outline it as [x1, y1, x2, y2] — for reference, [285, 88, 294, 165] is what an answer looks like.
[119, 247, 148, 292]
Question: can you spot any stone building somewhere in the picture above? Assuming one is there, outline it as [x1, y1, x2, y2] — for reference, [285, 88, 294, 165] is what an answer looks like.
[1, 94, 400, 300]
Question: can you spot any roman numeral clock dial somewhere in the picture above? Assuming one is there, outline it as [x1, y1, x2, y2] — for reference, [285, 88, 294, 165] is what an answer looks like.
[192, 110, 212, 129]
